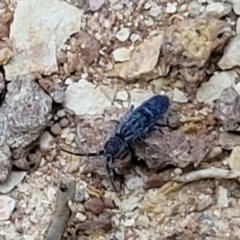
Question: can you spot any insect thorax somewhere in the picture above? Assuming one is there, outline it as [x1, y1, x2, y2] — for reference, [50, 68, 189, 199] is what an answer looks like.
[104, 136, 127, 159]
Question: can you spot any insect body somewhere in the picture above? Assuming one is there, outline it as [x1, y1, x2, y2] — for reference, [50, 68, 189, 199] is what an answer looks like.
[61, 94, 170, 192]
[103, 94, 170, 191]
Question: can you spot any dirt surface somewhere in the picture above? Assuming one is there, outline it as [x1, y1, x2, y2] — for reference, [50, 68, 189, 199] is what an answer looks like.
[1, 0, 240, 240]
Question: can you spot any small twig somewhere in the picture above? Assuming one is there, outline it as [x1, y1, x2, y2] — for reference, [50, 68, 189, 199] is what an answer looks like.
[44, 176, 76, 240]
[172, 167, 240, 183]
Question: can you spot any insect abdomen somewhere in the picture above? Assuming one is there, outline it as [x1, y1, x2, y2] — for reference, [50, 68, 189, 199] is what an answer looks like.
[117, 95, 169, 141]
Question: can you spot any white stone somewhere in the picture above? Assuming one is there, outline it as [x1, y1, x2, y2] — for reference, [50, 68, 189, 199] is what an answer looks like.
[65, 78, 74, 85]
[206, 2, 224, 14]
[64, 80, 112, 115]
[136, 215, 149, 228]
[29, 214, 38, 224]
[0, 171, 27, 194]
[0, 196, 15, 220]
[166, 3, 177, 13]
[122, 218, 135, 226]
[229, 146, 240, 170]
[217, 186, 229, 208]
[112, 47, 131, 62]
[60, 127, 70, 139]
[115, 90, 129, 101]
[236, 18, 240, 35]
[235, 82, 240, 95]
[4, 0, 83, 80]
[172, 88, 188, 103]
[145, 18, 154, 27]
[76, 212, 87, 221]
[130, 89, 154, 108]
[130, 34, 141, 43]
[218, 36, 240, 70]
[46, 187, 56, 202]
[188, 1, 202, 17]
[111, 3, 123, 11]
[36, 206, 45, 217]
[65, 133, 75, 145]
[196, 71, 237, 103]
[233, 0, 240, 15]
[115, 232, 125, 240]
[39, 131, 54, 153]
[116, 28, 130, 42]
[144, 3, 152, 9]
[89, 0, 105, 12]
[213, 209, 220, 217]
[126, 176, 143, 190]
[150, 4, 162, 17]
[121, 196, 139, 211]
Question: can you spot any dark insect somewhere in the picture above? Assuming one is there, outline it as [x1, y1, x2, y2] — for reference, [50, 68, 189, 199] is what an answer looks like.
[60, 94, 170, 192]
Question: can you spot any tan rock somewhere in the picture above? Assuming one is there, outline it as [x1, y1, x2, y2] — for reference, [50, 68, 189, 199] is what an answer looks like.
[229, 146, 240, 170]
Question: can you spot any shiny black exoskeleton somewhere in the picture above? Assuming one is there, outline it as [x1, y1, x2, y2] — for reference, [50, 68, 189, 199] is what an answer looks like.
[61, 94, 170, 192]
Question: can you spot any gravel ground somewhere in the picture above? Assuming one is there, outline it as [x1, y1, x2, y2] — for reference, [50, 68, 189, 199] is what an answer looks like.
[1, 0, 240, 240]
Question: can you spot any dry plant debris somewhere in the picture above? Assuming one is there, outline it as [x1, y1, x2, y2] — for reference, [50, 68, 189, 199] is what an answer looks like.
[1, 0, 240, 239]
[44, 175, 76, 240]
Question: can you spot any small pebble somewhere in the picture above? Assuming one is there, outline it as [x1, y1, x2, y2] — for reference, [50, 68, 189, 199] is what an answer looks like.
[89, 0, 105, 12]
[174, 168, 182, 175]
[136, 215, 149, 228]
[84, 198, 105, 215]
[59, 117, 69, 128]
[76, 212, 87, 222]
[233, 1, 240, 15]
[126, 176, 143, 190]
[39, 131, 54, 153]
[130, 33, 141, 43]
[112, 47, 131, 62]
[60, 127, 70, 139]
[144, 2, 152, 10]
[65, 78, 73, 85]
[75, 189, 86, 203]
[115, 232, 125, 240]
[213, 209, 221, 218]
[205, 2, 224, 15]
[0, 196, 15, 220]
[217, 186, 229, 208]
[29, 214, 38, 224]
[237, 18, 240, 35]
[122, 218, 135, 227]
[150, 3, 162, 17]
[57, 109, 66, 118]
[115, 90, 129, 101]
[121, 196, 139, 211]
[36, 206, 45, 217]
[116, 28, 130, 42]
[50, 123, 62, 135]
[173, 88, 188, 103]
[166, 3, 177, 14]
[188, 1, 202, 17]
[46, 187, 56, 201]
[65, 133, 75, 145]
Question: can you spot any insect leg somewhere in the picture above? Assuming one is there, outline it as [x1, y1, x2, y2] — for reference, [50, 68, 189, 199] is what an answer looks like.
[129, 104, 134, 112]
[149, 125, 164, 134]
[106, 160, 119, 193]
[109, 119, 120, 126]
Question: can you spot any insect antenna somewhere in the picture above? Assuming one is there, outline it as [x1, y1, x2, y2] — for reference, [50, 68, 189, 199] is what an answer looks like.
[60, 147, 101, 157]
